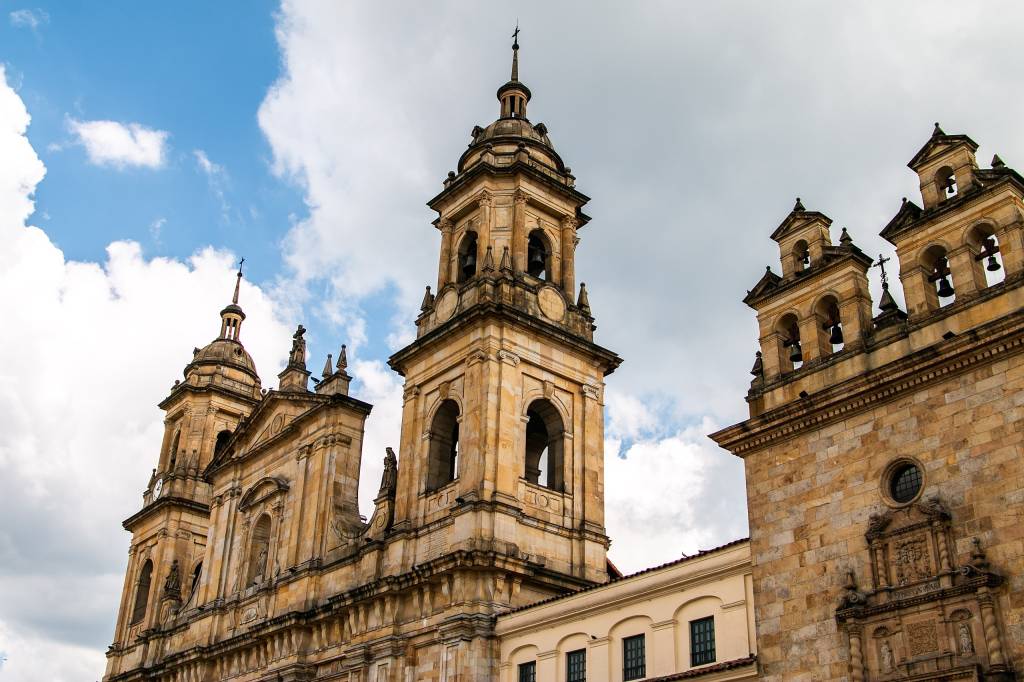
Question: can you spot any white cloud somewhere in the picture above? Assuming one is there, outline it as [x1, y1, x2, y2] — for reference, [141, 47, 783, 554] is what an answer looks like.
[67, 118, 169, 169]
[0, 68, 294, 677]
[193, 149, 231, 219]
[8, 8, 48, 30]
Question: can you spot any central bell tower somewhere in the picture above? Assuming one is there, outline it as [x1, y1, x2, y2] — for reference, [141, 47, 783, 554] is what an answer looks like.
[388, 36, 621, 589]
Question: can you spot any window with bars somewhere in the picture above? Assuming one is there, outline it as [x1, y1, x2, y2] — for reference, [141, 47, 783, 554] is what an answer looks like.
[566, 649, 586, 682]
[690, 616, 716, 666]
[623, 634, 646, 681]
[517, 661, 536, 682]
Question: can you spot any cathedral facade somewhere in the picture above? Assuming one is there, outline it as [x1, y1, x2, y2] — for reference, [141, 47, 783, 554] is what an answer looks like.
[105, 41, 622, 682]
[712, 126, 1024, 680]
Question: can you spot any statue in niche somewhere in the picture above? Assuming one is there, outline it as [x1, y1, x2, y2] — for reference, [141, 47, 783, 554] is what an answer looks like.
[379, 447, 398, 496]
[253, 546, 268, 582]
[958, 622, 974, 655]
[163, 559, 181, 600]
[288, 325, 307, 368]
[880, 639, 895, 674]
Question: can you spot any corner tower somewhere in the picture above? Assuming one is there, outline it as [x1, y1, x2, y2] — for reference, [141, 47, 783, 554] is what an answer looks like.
[389, 36, 621, 589]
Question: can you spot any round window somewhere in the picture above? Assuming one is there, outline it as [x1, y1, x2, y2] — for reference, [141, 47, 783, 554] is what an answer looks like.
[889, 462, 923, 503]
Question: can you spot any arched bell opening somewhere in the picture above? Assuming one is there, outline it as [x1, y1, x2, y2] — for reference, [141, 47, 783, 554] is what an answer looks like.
[814, 295, 844, 355]
[922, 244, 956, 308]
[246, 514, 272, 586]
[186, 561, 202, 604]
[967, 223, 1004, 288]
[792, 239, 810, 274]
[167, 429, 181, 473]
[523, 399, 565, 492]
[527, 229, 552, 281]
[426, 399, 460, 491]
[457, 231, 478, 284]
[213, 429, 232, 458]
[130, 559, 153, 624]
[935, 165, 958, 201]
[776, 313, 802, 372]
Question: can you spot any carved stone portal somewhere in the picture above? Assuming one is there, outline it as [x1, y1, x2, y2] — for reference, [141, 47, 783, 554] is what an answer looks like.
[837, 496, 1014, 681]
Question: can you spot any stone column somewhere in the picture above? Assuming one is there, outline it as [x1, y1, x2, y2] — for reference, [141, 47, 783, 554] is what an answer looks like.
[477, 191, 492, 268]
[512, 190, 527, 273]
[437, 219, 454, 290]
[949, 245, 985, 298]
[798, 314, 828, 364]
[996, 219, 1024, 276]
[900, 265, 937, 318]
[846, 624, 864, 682]
[978, 589, 1007, 667]
[561, 215, 578, 296]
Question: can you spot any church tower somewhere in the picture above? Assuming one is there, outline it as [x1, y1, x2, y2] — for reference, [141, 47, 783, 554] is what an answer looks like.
[712, 127, 1024, 680]
[388, 34, 620, 593]
[110, 266, 262, 649]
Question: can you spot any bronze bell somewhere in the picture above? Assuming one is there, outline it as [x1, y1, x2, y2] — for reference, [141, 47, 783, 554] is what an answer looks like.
[527, 249, 545, 277]
[462, 251, 476, 278]
[788, 340, 803, 363]
[801, 250, 810, 267]
[936, 275, 955, 298]
[829, 322, 844, 345]
[987, 255, 1001, 272]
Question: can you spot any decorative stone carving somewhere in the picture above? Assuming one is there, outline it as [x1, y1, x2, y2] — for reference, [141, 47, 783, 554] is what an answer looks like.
[163, 560, 182, 601]
[837, 496, 1013, 680]
[496, 350, 520, 366]
[434, 288, 458, 323]
[537, 286, 566, 322]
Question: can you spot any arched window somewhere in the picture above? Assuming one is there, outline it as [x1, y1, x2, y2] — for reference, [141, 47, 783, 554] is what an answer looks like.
[777, 313, 802, 372]
[527, 230, 551, 280]
[168, 429, 180, 472]
[130, 559, 153, 624]
[187, 562, 202, 604]
[457, 231, 478, 283]
[936, 166, 957, 200]
[524, 399, 565, 491]
[967, 224, 1004, 288]
[213, 429, 232, 457]
[793, 239, 810, 273]
[923, 245, 955, 307]
[426, 400, 460, 490]
[246, 514, 272, 586]
[815, 296, 844, 354]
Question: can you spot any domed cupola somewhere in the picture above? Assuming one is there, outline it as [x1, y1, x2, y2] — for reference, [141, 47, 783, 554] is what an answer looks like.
[181, 262, 261, 398]
[457, 31, 568, 175]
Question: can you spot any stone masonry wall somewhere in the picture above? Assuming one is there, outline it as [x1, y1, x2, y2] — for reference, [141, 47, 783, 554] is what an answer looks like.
[745, 348, 1024, 680]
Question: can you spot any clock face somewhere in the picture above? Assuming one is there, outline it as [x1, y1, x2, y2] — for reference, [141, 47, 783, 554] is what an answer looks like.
[152, 478, 164, 499]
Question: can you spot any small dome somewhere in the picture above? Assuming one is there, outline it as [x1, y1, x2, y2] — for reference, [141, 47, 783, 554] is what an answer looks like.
[220, 303, 245, 318]
[458, 118, 565, 173]
[189, 338, 259, 379]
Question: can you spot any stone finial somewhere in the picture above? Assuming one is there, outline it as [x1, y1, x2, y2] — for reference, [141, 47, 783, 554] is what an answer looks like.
[499, 246, 512, 272]
[932, 121, 945, 137]
[878, 283, 899, 313]
[839, 227, 853, 247]
[793, 197, 805, 212]
[337, 344, 348, 371]
[483, 245, 495, 271]
[969, 537, 990, 571]
[992, 154, 1006, 168]
[379, 447, 398, 497]
[420, 286, 434, 312]
[322, 354, 333, 379]
[577, 282, 591, 312]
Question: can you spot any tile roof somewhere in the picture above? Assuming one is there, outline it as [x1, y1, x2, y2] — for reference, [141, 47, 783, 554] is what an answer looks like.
[499, 537, 749, 616]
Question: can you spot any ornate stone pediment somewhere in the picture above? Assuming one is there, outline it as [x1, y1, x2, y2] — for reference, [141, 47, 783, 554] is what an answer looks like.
[837, 496, 1014, 681]
[238, 476, 289, 512]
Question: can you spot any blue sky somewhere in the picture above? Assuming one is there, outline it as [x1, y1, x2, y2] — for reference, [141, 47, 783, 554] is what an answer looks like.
[3, 2, 301, 280]
[3, 2, 1024, 679]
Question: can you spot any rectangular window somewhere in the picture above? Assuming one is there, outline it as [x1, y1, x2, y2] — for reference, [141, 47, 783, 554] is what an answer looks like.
[623, 634, 646, 681]
[566, 649, 586, 682]
[518, 661, 536, 682]
[690, 616, 716, 667]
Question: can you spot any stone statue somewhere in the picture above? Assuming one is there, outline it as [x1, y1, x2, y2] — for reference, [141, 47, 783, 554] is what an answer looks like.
[880, 639, 895, 673]
[958, 622, 974, 655]
[163, 559, 181, 600]
[379, 447, 398, 496]
[254, 546, 268, 582]
[288, 325, 307, 368]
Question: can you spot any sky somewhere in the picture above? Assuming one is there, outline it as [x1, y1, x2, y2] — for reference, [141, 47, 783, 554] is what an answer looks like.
[2, 1, 1024, 679]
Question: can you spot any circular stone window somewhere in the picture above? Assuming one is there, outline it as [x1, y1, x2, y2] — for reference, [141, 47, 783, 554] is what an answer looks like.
[887, 461, 923, 504]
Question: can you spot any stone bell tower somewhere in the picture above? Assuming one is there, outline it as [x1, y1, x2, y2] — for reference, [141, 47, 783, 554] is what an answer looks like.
[712, 126, 1024, 681]
[388, 35, 621, 593]
[109, 265, 262, 650]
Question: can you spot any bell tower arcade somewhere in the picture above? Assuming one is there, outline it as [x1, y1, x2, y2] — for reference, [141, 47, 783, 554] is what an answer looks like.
[388, 36, 620, 591]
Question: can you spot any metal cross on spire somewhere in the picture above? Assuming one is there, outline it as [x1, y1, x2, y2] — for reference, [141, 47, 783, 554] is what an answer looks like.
[873, 253, 891, 286]
[237, 257, 245, 275]
[512, 22, 520, 48]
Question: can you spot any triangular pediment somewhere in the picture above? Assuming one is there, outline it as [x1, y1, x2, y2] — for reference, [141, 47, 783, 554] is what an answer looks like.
[769, 210, 832, 242]
[907, 132, 978, 170]
[207, 391, 327, 472]
[743, 267, 782, 307]
[879, 198, 923, 242]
